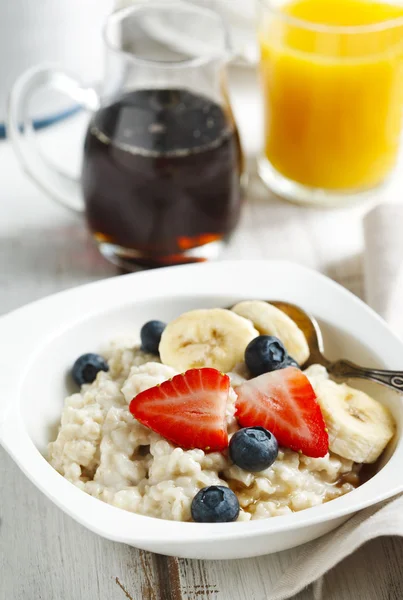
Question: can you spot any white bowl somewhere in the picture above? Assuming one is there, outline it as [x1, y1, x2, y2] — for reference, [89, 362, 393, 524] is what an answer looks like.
[1, 260, 402, 559]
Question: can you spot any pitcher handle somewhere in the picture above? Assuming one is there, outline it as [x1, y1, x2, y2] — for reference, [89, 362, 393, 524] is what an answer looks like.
[7, 64, 100, 212]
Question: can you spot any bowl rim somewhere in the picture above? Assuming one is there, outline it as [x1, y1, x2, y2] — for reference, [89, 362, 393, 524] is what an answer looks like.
[1, 259, 403, 546]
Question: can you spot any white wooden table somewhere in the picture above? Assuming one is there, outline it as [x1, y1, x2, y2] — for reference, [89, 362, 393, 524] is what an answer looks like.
[2, 67, 403, 600]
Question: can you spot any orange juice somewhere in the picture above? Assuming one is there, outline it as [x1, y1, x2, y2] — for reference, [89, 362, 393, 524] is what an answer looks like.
[259, 0, 403, 190]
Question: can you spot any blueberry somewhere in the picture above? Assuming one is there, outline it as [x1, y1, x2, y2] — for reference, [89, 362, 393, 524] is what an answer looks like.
[229, 427, 278, 472]
[191, 485, 239, 523]
[72, 353, 109, 386]
[140, 320, 166, 355]
[284, 355, 300, 369]
[245, 335, 287, 376]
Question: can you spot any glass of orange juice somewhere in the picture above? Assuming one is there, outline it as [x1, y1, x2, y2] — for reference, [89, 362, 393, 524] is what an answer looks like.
[257, 0, 403, 205]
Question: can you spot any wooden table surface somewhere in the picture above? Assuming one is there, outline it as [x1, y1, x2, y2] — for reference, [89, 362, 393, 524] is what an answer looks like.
[2, 68, 403, 600]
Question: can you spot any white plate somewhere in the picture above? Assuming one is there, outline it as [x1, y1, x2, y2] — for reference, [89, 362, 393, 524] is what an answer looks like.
[0, 0, 113, 125]
[0, 260, 402, 559]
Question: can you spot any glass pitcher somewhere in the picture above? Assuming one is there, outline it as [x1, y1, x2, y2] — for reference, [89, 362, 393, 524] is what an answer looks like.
[8, 2, 244, 269]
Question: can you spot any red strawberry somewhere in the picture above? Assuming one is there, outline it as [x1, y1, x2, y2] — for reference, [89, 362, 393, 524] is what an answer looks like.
[235, 367, 328, 458]
[129, 368, 229, 452]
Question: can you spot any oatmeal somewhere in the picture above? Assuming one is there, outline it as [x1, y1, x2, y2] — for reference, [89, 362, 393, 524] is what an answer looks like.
[50, 347, 358, 522]
[49, 302, 395, 523]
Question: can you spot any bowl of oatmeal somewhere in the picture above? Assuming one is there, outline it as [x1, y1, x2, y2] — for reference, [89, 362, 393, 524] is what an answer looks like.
[0, 260, 402, 559]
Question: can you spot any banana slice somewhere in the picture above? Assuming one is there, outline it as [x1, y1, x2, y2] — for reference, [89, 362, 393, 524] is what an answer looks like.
[231, 300, 310, 365]
[159, 308, 259, 373]
[313, 378, 395, 463]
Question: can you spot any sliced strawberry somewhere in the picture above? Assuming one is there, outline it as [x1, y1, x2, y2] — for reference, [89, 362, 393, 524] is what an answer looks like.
[129, 368, 229, 452]
[235, 367, 328, 458]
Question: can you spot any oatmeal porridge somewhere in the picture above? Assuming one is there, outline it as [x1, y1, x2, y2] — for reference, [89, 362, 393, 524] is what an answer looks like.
[49, 301, 395, 523]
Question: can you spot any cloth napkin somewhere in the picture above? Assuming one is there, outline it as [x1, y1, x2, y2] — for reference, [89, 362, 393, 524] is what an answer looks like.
[114, 0, 258, 64]
[268, 203, 403, 600]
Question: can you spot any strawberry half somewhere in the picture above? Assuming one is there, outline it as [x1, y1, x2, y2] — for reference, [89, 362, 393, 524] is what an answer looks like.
[235, 367, 329, 458]
[129, 368, 230, 452]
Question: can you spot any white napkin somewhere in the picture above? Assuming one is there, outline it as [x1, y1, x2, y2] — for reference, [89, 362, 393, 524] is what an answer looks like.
[267, 203, 403, 600]
[363, 204, 403, 336]
[114, 0, 258, 64]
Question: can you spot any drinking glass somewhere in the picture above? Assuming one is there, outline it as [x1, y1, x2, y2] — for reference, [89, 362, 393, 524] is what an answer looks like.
[8, 2, 244, 269]
[257, 0, 403, 206]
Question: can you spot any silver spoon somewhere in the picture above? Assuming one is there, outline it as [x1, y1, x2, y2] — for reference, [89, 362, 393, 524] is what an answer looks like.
[269, 300, 403, 393]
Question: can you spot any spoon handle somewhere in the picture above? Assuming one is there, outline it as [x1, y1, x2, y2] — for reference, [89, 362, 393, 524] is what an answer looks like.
[328, 359, 403, 392]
